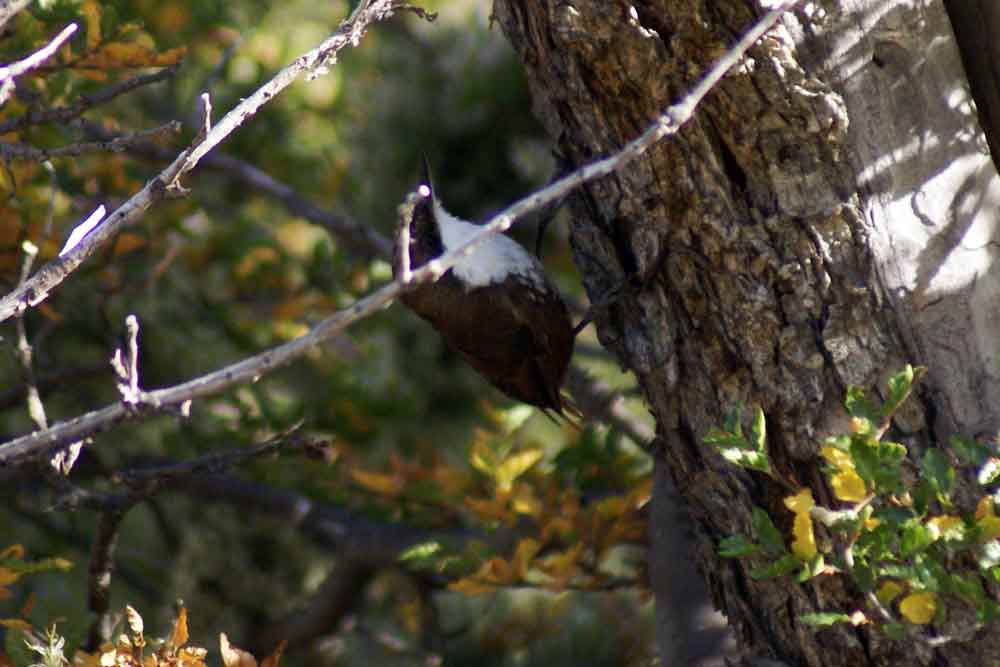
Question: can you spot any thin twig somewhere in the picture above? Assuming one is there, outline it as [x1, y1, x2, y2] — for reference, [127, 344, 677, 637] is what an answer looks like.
[13, 242, 47, 431]
[111, 315, 141, 405]
[0, 65, 180, 135]
[0, 1, 800, 466]
[85, 508, 124, 651]
[0, 23, 79, 106]
[0, 121, 182, 162]
[0, 0, 409, 323]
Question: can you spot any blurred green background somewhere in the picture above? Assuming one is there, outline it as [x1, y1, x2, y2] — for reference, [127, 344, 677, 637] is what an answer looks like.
[0, 1, 654, 665]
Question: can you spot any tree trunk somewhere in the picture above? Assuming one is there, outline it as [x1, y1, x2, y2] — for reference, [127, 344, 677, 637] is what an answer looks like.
[494, 1, 1000, 664]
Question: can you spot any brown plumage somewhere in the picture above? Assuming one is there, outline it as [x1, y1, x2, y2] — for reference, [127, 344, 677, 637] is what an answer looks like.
[394, 162, 574, 415]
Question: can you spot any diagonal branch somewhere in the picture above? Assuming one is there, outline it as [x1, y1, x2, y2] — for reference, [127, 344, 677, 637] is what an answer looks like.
[0, 0, 800, 467]
[0, 23, 79, 105]
[0, 64, 180, 135]
[0, 0, 410, 324]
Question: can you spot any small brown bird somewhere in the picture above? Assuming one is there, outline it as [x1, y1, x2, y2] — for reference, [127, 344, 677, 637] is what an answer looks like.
[394, 160, 575, 417]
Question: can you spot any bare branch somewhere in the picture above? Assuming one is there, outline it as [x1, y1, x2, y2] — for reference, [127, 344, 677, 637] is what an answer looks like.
[0, 0, 32, 31]
[111, 315, 141, 405]
[0, 23, 79, 106]
[13, 242, 47, 431]
[0, 0, 404, 323]
[0, 121, 182, 162]
[0, 1, 800, 466]
[0, 65, 180, 135]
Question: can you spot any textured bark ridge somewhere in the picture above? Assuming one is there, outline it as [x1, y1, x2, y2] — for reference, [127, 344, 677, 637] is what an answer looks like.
[491, 1, 992, 665]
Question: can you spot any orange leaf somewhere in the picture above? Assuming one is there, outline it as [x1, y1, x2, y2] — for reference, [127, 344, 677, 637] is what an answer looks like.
[349, 468, 402, 496]
[169, 607, 189, 649]
[113, 233, 146, 256]
[259, 640, 286, 667]
[0, 545, 25, 559]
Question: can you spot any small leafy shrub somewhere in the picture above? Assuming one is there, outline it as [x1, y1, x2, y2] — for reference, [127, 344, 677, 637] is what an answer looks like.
[710, 365, 1000, 640]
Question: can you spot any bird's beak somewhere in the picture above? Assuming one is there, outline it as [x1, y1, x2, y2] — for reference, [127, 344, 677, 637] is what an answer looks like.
[419, 154, 433, 194]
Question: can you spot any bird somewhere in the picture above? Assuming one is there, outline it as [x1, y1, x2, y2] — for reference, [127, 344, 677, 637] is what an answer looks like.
[393, 158, 575, 417]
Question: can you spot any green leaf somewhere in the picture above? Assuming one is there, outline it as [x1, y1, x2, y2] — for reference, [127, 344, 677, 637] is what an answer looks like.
[718, 447, 772, 474]
[881, 364, 916, 418]
[853, 561, 876, 593]
[398, 540, 443, 564]
[718, 535, 761, 558]
[750, 553, 800, 580]
[884, 622, 906, 641]
[913, 554, 947, 593]
[752, 507, 786, 556]
[844, 386, 877, 421]
[797, 553, 825, 582]
[750, 407, 766, 453]
[723, 404, 743, 438]
[951, 435, 990, 467]
[800, 612, 852, 627]
[921, 448, 954, 504]
[900, 521, 934, 557]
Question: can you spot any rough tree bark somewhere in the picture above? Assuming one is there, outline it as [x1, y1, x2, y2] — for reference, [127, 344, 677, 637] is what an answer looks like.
[494, 1, 1000, 665]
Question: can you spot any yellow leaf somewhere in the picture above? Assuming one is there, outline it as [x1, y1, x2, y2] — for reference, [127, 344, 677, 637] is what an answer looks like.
[899, 591, 937, 625]
[151, 46, 187, 66]
[511, 539, 541, 579]
[0, 568, 20, 586]
[784, 488, 815, 514]
[627, 476, 654, 509]
[864, 516, 881, 530]
[495, 448, 543, 492]
[791, 510, 817, 559]
[82, 0, 102, 50]
[510, 483, 541, 517]
[0, 545, 25, 559]
[926, 515, 964, 541]
[349, 468, 402, 496]
[976, 496, 995, 521]
[448, 576, 496, 595]
[976, 497, 1000, 542]
[539, 543, 583, 588]
[876, 580, 904, 606]
[464, 495, 507, 523]
[831, 470, 868, 502]
[469, 440, 496, 477]
[978, 516, 1000, 543]
[220, 633, 257, 667]
[821, 446, 852, 469]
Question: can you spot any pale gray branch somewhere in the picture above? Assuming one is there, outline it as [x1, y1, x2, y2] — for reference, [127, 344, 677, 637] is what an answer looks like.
[0, 23, 78, 105]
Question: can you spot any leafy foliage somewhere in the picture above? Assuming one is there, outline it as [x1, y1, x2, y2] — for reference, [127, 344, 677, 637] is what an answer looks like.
[712, 365, 1000, 639]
